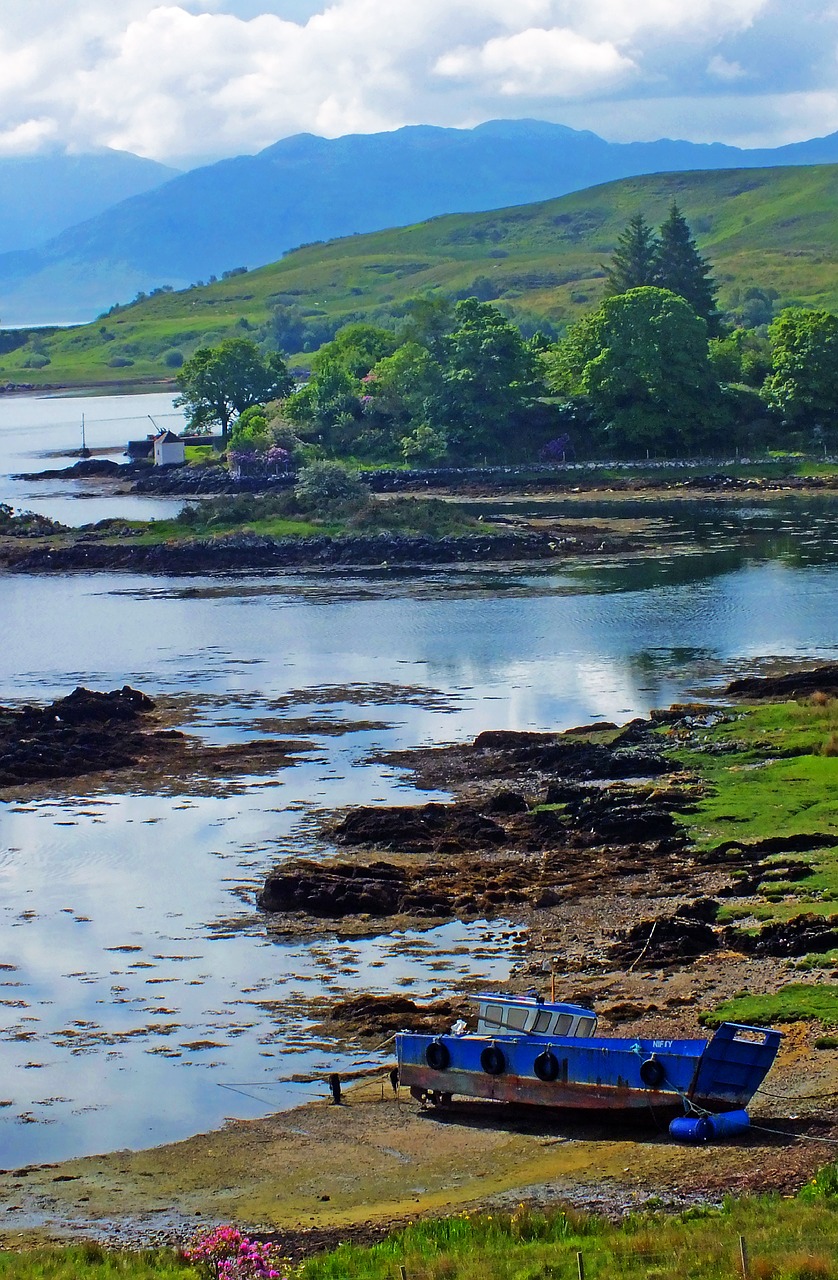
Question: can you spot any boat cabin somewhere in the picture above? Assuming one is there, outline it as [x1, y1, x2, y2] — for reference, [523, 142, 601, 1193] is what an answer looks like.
[470, 994, 597, 1039]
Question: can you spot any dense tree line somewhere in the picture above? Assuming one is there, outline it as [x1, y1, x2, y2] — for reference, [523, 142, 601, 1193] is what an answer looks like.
[175, 210, 838, 464]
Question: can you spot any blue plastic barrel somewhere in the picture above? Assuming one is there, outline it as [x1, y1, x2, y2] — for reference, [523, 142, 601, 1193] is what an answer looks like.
[669, 1116, 712, 1143]
[705, 1109, 750, 1139]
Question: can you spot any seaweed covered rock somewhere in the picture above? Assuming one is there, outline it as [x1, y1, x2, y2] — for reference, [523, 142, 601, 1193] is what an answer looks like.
[325, 994, 470, 1039]
[0, 686, 158, 784]
[471, 731, 670, 781]
[609, 914, 719, 967]
[330, 802, 507, 851]
[727, 665, 838, 699]
[258, 860, 408, 917]
[737, 913, 838, 958]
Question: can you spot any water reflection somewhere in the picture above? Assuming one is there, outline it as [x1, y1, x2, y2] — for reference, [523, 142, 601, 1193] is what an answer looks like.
[2, 400, 838, 1165]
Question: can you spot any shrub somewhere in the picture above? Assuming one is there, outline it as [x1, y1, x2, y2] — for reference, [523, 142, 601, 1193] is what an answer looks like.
[294, 460, 370, 514]
[108, 355, 134, 368]
[164, 349, 184, 368]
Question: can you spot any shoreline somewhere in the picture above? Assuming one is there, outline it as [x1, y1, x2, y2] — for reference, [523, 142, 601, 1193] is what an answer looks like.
[2, 668, 838, 1243]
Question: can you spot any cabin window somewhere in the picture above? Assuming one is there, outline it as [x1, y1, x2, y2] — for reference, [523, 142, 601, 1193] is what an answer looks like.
[553, 1013, 573, 1036]
[533, 1010, 553, 1034]
[481, 1004, 504, 1028]
[576, 1017, 596, 1037]
[506, 1006, 529, 1031]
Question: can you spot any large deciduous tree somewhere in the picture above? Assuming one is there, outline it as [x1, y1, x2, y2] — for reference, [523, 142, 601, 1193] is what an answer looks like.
[765, 307, 838, 425]
[546, 286, 723, 453]
[437, 298, 541, 458]
[175, 339, 293, 444]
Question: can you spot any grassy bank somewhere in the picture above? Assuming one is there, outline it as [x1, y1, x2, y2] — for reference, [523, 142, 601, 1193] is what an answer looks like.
[3, 1192, 838, 1279]
[298, 1198, 838, 1280]
[666, 696, 838, 889]
[0, 1245, 195, 1279]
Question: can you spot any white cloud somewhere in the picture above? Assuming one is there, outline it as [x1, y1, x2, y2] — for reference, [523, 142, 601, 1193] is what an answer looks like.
[707, 54, 748, 81]
[0, 0, 833, 160]
[0, 118, 58, 157]
[435, 28, 636, 99]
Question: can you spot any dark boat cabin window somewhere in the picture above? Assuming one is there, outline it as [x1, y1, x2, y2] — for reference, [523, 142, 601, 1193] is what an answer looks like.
[482, 1004, 504, 1028]
[553, 1013, 573, 1035]
[533, 1010, 553, 1033]
[577, 1016, 596, 1037]
[506, 1006, 530, 1031]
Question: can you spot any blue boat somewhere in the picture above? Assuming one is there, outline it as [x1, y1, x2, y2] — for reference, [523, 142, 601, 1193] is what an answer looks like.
[396, 992, 781, 1117]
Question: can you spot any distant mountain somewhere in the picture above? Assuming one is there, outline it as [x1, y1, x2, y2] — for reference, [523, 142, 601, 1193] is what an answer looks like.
[4, 119, 838, 326]
[6, 161, 838, 389]
[0, 150, 180, 257]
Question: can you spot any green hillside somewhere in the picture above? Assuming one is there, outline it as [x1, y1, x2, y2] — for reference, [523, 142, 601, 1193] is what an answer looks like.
[4, 163, 838, 387]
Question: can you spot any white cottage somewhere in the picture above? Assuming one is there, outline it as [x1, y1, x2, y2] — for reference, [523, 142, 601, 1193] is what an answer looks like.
[152, 429, 186, 467]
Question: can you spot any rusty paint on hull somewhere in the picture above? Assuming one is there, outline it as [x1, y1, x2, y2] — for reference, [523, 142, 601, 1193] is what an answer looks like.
[402, 1064, 676, 1112]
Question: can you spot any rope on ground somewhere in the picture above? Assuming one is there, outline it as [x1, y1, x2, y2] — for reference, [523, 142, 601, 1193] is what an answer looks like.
[757, 1085, 838, 1102]
[627, 921, 657, 972]
[749, 1122, 838, 1147]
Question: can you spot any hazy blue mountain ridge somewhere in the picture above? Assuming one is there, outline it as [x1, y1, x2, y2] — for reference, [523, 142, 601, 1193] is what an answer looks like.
[0, 150, 179, 255]
[4, 119, 838, 325]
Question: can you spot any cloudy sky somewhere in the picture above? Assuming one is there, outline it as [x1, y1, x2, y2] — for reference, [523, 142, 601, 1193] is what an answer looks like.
[1, 0, 836, 163]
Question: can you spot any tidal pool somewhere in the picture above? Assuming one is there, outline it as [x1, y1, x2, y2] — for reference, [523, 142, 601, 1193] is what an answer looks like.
[1, 394, 838, 1165]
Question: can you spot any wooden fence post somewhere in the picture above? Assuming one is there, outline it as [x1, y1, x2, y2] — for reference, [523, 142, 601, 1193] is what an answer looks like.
[576, 1250, 585, 1280]
[739, 1235, 749, 1280]
[399, 1266, 407, 1280]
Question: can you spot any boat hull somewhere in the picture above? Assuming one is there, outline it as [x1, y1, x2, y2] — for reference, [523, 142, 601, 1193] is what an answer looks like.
[396, 1023, 781, 1115]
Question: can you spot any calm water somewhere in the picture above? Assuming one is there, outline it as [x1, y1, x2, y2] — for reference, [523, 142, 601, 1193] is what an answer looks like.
[1, 394, 838, 1165]
[0, 390, 187, 525]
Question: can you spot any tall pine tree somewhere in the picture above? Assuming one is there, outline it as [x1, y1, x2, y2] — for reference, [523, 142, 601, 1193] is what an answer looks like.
[654, 202, 720, 334]
[604, 213, 659, 295]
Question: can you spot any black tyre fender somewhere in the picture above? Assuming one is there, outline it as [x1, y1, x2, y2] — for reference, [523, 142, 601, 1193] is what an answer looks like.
[533, 1049, 560, 1082]
[425, 1039, 450, 1071]
[480, 1044, 506, 1076]
[639, 1056, 665, 1088]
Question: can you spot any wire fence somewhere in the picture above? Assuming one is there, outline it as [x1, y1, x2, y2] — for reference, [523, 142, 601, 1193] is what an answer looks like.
[389, 1235, 838, 1279]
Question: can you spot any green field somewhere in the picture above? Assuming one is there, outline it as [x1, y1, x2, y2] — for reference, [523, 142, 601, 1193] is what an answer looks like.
[4, 163, 838, 387]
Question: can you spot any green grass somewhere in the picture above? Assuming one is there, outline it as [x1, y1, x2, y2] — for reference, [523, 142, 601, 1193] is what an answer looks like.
[701, 982, 838, 1028]
[297, 1199, 838, 1280]
[4, 1197, 838, 1278]
[104, 494, 486, 546]
[6, 162, 838, 386]
[665, 701, 838, 852]
[660, 699, 838, 927]
[126, 515, 328, 543]
[0, 1244, 195, 1278]
[797, 949, 838, 970]
[182, 445, 218, 464]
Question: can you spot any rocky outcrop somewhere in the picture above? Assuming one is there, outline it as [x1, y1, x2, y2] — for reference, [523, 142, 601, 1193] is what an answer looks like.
[0, 685, 158, 783]
[14, 458, 126, 481]
[331, 802, 508, 851]
[726, 665, 838, 699]
[4, 529, 592, 575]
[0, 686, 310, 789]
[259, 860, 408, 917]
[609, 908, 720, 968]
[737, 913, 838, 958]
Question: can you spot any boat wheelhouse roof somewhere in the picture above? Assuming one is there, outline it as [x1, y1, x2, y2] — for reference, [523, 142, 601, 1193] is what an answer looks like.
[469, 993, 595, 1020]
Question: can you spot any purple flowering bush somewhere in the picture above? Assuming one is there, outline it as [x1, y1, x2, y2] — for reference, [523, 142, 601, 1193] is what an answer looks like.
[539, 434, 574, 463]
[227, 446, 291, 478]
[184, 1224, 288, 1279]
